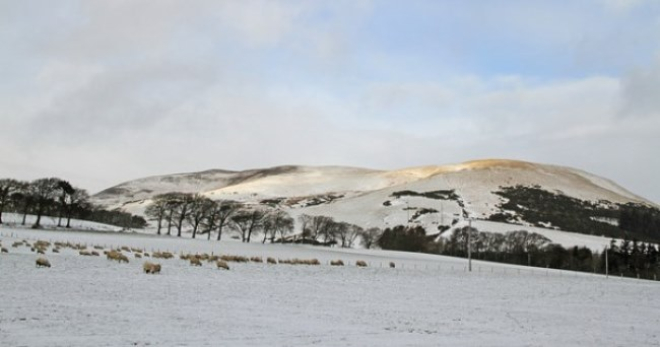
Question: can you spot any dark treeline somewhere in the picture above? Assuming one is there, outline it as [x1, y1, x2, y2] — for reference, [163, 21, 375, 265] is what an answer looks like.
[145, 192, 289, 241]
[0, 177, 146, 230]
[606, 238, 660, 279]
[377, 225, 660, 280]
[377, 225, 431, 253]
[619, 205, 660, 240]
[82, 209, 148, 230]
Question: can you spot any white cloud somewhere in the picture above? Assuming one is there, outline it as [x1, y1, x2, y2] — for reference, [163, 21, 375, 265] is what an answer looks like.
[213, 1, 307, 48]
[350, 76, 622, 140]
[1, 0, 659, 203]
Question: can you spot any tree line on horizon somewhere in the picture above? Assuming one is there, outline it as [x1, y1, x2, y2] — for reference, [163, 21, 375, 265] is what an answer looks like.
[144, 192, 381, 247]
[377, 225, 660, 280]
[0, 178, 146, 230]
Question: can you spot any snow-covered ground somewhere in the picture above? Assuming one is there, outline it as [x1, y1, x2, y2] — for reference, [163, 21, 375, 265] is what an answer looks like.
[1, 227, 658, 346]
[1, 213, 122, 232]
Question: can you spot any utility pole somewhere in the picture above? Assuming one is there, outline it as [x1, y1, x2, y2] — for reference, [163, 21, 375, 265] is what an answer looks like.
[462, 208, 473, 272]
[468, 217, 472, 272]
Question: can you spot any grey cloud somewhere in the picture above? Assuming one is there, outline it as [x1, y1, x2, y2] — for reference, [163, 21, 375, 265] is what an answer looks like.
[620, 59, 660, 118]
[26, 62, 219, 144]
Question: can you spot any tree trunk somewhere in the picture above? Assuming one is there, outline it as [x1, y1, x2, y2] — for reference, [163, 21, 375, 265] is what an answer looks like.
[57, 190, 67, 227]
[192, 224, 198, 239]
[166, 210, 173, 236]
[66, 215, 72, 228]
[0, 200, 7, 224]
[216, 221, 225, 241]
[22, 211, 27, 225]
[33, 210, 42, 229]
[177, 218, 184, 237]
[156, 218, 162, 235]
[176, 208, 186, 237]
[262, 232, 268, 244]
[32, 201, 46, 229]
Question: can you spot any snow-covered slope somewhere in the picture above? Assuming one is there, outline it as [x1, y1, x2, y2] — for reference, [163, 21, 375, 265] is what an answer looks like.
[92, 159, 656, 249]
[95, 159, 651, 206]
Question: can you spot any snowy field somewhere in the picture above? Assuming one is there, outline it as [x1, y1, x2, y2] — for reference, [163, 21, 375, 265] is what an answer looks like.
[0, 213, 122, 232]
[1, 226, 659, 346]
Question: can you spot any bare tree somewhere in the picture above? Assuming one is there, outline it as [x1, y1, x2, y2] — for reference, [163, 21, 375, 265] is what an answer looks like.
[503, 230, 529, 254]
[170, 193, 194, 237]
[159, 192, 181, 236]
[262, 210, 294, 243]
[30, 178, 62, 229]
[63, 188, 90, 228]
[274, 211, 294, 242]
[337, 223, 362, 248]
[298, 214, 313, 241]
[56, 180, 74, 227]
[187, 195, 214, 239]
[525, 232, 551, 252]
[453, 226, 479, 255]
[231, 208, 267, 243]
[298, 214, 333, 242]
[483, 232, 505, 254]
[473, 231, 490, 258]
[201, 200, 219, 240]
[360, 227, 382, 249]
[0, 179, 22, 224]
[262, 211, 276, 244]
[205, 201, 241, 241]
[10, 181, 33, 226]
[320, 218, 340, 244]
[145, 194, 171, 235]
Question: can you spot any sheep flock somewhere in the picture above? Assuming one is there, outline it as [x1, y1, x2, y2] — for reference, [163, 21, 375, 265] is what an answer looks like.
[0, 236, 397, 276]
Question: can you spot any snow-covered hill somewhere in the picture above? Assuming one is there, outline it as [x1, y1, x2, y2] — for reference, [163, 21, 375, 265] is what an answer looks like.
[92, 159, 657, 250]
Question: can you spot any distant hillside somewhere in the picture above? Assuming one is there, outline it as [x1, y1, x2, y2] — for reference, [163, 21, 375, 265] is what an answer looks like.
[93, 159, 660, 246]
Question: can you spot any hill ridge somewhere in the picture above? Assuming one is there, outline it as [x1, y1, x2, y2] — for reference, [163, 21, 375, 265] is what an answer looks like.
[91, 159, 659, 248]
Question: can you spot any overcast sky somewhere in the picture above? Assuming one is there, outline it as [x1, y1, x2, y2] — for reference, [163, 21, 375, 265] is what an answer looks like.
[1, 0, 659, 202]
